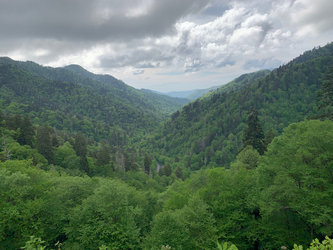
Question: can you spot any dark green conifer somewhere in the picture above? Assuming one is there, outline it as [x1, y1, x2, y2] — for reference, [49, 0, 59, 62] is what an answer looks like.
[97, 144, 111, 167]
[51, 134, 59, 148]
[175, 166, 183, 179]
[158, 167, 164, 177]
[17, 115, 35, 147]
[143, 153, 152, 174]
[164, 164, 172, 177]
[73, 133, 89, 174]
[36, 124, 53, 164]
[241, 107, 266, 155]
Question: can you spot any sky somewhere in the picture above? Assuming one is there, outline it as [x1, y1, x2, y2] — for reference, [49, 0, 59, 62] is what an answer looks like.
[1, 0, 333, 92]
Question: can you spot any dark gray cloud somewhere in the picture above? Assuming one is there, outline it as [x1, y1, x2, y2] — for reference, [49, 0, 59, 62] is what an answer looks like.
[1, 0, 333, 91]
[99, 46, 174, 68]
[0, 0, 210, 41]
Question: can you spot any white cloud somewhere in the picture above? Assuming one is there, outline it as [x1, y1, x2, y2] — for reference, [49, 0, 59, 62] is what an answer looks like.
[1, 0, 333, 91]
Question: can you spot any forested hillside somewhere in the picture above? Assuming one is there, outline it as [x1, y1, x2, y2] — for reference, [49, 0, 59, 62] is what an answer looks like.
[0, 57, 186, 121]
[136, 43, 333, 172]
[0, 58, 189, 144]
[1, 43, 333, 250]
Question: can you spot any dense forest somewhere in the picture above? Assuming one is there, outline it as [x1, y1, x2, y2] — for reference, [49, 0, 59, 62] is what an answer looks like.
[0, 42, 333, 250]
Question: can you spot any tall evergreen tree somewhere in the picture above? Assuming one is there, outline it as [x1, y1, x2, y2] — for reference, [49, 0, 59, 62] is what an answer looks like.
[175, 166, 183, 179]
[73, 133, 89, 174]
[17, 115, 35, 147]
[143, 153, 152, 174]
[73, 133, 87, 158]
[241, 107, 266, 155]
[164, 164, 172, 177]
[36, 124, 53, 164]
[96, 144, 111, 167]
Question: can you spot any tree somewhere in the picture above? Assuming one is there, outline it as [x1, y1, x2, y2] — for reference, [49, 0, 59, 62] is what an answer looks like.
[54, 141, 76, 167]
[164, 164, 172, 177]
[73, 133, 87, 158]
[264, 128, 276, 148]
[256, 120, 333, 249]
[36, 124, 53, 164]
[65, 179, 140, 250]
[175, 166, 183, 179]
[158, 167, 164, 177]
[145, 195, 217, 250]
[143, 153, 152, 174]
[316, 66, 333, 120]
[241, 107, 265, 155]
[73, 133, 89, 174]
[200, 167, 258, 250]
[17, 115, 35, 147]
[96, 144, 110, 167]
[233, 145, 259, 170]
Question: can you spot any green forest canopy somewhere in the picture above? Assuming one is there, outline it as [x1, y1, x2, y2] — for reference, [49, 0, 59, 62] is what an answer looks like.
[1, 42, 333, 249]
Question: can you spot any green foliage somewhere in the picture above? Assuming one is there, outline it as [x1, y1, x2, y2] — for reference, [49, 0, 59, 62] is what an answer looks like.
[21, 236, 46, 250]
[0, 57, 186, 144]
[0, 160, 53, 249]
[36, 124, 54, 164]
[17, 115, 35, 147]
[256, 120, 333, 248]
[1, 44, 333, 250]
[293, 236, 333, 250]
[217, 241, 238, 250]
[137, 42, 333, 168]
[242, 107, 265, 155]
[233, 145, 259, 170]
[146, 194, 216, 250]
[64, 179, 140, 250]
[175, 166, 183, 179]
[163, 164, 172, 177]
[316, 66, 333, 120]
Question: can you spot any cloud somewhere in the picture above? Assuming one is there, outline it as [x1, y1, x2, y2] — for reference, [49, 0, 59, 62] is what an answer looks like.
[0, 0, 210, 42]
[97, 4, 274, 72]
[132, 69, 145, 75]
[243, 57, 282, 70]
[1, 0, 333, 91]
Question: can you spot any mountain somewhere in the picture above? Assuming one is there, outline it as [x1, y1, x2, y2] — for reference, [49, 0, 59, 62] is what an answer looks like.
[139, 89, 189, 105]
[0, 58, 186, 120]
[136, 42, 333, 169]
[163, 90, 199, 98]
[198, 69, 271, 100]
[0, 58, 189, 143]
[1, 43, 333, 250]
[186, 85, 221, 100]
[148, 70, 270, 101]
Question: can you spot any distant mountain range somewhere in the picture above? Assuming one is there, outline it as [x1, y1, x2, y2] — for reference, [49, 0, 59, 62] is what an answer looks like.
[144, 70, 271, 101]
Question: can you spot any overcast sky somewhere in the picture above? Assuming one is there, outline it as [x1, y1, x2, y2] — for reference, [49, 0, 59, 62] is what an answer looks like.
[1, 0, 333, 92]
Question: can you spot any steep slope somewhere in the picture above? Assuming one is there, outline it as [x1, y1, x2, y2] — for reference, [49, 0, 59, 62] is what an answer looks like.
[0, 58, 186, 119]
[198, 69, 271, 100]
[137, 42, 333, 169]
[0, 64, 158, 143]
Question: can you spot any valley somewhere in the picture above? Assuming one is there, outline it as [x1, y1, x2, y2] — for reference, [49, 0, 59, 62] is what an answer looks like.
[1, 42, 333, 250]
